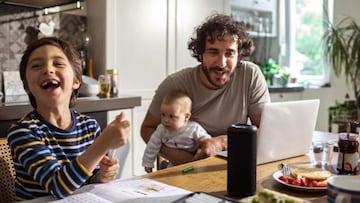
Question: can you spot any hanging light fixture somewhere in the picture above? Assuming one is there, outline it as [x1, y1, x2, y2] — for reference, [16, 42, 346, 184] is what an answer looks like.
[43, 1, 83, 15]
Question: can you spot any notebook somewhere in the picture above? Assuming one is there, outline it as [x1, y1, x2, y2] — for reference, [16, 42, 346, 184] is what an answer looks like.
[217, 99, 320, 165]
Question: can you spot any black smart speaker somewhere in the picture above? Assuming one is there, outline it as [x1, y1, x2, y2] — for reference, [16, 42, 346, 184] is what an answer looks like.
[227, 124, 257, 197]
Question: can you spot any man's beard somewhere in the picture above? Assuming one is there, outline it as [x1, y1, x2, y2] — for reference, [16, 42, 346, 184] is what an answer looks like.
[201, 65, 231, 89]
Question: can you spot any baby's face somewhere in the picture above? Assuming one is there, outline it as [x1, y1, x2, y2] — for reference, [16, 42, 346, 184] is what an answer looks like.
[160, 103, 188, 130]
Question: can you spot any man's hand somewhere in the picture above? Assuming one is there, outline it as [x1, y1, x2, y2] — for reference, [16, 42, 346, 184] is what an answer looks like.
[190, 135, 227, 161]
[159, 145, 195, 165]
[96, 156, 119, 183]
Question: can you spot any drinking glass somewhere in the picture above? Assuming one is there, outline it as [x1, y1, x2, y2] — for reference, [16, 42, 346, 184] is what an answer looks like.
[311, 139, 337, 168]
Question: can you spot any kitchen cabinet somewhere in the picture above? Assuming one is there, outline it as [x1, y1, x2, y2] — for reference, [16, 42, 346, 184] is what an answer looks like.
[131, 100, 151, 176]
[86, 0, 229, 176]
[106, 109, 133, 178]
[270, 92, 303, 102]
[87, 0, 168, 177]
[230, 0, 277, 37]
[231, 0, 276, 11]
[1, 0, 78, 8]
[87, 0, 167, 98]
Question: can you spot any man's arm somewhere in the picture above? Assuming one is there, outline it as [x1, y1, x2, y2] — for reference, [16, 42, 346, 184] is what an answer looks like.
[140, 111, 160, 143]
[188, 113, 262, 161]
[249, 113, 261, 127]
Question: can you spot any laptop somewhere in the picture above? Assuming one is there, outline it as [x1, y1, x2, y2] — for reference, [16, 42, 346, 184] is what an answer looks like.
[217, 99, 320, 165]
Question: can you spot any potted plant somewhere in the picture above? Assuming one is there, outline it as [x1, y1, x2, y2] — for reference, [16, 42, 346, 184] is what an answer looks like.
[322, 16, 360, 107]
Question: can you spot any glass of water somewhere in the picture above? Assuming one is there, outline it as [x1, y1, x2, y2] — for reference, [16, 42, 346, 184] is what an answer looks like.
[311, 139, 337, 168]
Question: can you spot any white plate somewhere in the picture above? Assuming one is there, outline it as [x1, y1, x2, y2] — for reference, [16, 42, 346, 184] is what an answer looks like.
[273, 171, 327, 191]
[215, 150, 228, 158]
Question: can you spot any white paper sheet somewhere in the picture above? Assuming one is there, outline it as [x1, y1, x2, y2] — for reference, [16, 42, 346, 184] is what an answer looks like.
[51, 177, 191, 203]
[51, 192, 112, 203]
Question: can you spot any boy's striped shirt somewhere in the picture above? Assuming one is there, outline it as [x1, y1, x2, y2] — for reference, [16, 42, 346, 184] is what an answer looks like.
[7, 110, 101, 200]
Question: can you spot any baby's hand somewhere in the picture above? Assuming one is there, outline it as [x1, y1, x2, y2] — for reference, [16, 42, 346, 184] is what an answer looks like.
[145, 167, 153, 173]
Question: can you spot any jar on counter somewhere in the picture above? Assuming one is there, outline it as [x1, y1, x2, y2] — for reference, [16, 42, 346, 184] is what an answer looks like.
[337, 133, 359, 174]
[98, 74, 111, 98]
[106, 69, 118, 97]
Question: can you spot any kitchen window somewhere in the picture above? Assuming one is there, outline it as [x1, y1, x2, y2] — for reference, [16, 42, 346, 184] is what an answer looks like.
[279, 0, 333, 87]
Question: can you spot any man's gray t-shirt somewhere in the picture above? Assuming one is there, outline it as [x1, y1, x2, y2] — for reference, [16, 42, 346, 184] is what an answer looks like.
[149, 61, 271, 136]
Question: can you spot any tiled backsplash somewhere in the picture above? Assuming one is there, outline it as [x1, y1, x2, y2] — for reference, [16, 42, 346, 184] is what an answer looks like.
[0, 4, 86, 93]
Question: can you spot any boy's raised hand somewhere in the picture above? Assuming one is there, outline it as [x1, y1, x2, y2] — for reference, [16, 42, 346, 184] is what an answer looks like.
[101, 112, 131, 150]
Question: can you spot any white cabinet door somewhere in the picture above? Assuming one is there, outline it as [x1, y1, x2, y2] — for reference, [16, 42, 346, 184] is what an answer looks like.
[132, 100, 151, 176]
[88, 0, 168, 98]
[88, 0, 168, 178]
[270, 92, 303, 102]
[107, 109, 133, 178]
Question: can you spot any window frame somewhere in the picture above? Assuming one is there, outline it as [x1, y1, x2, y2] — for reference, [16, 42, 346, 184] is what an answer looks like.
[279, 0, 333, 87]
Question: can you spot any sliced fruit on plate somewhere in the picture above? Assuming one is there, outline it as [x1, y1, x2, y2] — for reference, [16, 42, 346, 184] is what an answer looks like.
[278, 167, 331, 187]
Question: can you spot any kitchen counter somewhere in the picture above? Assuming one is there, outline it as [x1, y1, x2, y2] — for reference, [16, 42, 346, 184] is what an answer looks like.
[0, 95, 141, 120]
[0, 95, 141, 137]
[268, 84, 305, 93]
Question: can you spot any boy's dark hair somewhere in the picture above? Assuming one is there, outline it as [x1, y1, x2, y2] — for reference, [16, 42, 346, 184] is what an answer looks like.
[19, 37, 82, 108]
[188, 13, 253, 63]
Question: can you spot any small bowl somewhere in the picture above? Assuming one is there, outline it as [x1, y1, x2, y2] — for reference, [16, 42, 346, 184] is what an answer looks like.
[79, 76, 99, 97]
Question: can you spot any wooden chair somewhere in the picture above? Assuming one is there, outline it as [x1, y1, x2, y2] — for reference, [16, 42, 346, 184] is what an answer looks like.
[0, 138, 16, 203]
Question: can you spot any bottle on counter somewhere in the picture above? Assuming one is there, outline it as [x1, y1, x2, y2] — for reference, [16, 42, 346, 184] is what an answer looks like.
[106, 69, 118, 97]
[87, 58, 94, 78]
[98, 74, 111, 98]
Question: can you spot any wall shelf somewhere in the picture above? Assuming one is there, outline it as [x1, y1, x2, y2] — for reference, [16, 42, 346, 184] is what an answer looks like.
[230, 0, 277, 37]
[0, 0, 81, 9]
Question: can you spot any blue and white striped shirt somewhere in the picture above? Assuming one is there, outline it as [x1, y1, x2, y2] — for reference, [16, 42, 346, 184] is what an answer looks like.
[7, 110, 101, 201]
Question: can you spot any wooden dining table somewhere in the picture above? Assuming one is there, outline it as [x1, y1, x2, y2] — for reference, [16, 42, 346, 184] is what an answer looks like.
[22, 131, 344, 203]
[144, 131, 341, 203]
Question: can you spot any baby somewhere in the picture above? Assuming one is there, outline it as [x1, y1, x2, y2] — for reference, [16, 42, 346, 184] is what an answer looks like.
[142, 90, 211, 173]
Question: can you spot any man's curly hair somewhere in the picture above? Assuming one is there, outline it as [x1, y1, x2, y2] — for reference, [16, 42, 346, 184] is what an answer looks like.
[188, 13, 253, 63]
